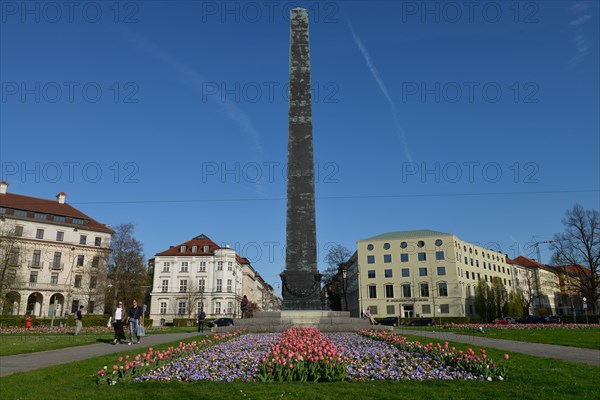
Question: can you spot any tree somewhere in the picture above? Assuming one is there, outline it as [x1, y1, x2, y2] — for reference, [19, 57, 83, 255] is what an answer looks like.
[490, 277, 508, 318]
[0, 222, 24, 314]
[550, 204, 600, 313]
[474, 279, 495, 322]
[321, 244, 352, 310]
[182, 280, 205, 319]
[107, 223, 147, 314]
[505, 291, 524, 318]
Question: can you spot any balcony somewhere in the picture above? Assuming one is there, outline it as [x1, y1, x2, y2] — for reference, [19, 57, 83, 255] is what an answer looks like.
[51, 263, 64, 271]
[28, 262, 45, 269]
[18, 282, 70, 291]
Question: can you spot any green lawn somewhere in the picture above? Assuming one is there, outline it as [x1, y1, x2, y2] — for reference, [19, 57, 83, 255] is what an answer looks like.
[0, 335, 598, 400]
[406, 327, 600, 350]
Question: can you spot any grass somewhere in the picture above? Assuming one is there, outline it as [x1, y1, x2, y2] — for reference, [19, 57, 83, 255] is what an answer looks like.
[0, 326, 200, 356]
[0, 334, 599, 399]
[398, 326, 600, 350]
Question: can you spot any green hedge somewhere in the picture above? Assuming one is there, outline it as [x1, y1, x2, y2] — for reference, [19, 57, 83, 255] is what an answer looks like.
[172, 318, 197, 327]
[400, 316, 471, 325]
[559, 314, 599, 324]
[0, 315, 153, 328]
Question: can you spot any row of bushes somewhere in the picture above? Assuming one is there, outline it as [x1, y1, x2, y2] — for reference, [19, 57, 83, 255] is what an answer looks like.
[0, 315, 153, 328]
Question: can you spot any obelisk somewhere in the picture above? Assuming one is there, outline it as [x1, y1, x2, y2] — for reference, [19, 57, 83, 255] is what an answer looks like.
[281, 8, 321, 310]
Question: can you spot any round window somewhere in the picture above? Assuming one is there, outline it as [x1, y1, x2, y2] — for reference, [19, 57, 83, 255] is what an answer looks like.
[417, 240, 425, 248]
[400, 242, 408, 249]
[435, 239, 443, 246]
[367, 244, 374, 251]
[383, 243, 390, 250]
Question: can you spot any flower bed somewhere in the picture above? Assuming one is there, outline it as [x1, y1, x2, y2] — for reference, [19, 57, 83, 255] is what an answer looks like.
[118, 328, 508, 384]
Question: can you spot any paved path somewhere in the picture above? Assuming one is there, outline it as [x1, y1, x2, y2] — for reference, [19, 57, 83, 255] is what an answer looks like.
[396, 328, 600, 367]
[1, 329, 598, 378]
[0, 332, 203, 377]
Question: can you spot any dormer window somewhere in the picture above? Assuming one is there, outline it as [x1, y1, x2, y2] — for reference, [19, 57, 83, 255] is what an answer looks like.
[203, 245, 209, 253]
[192, 245, 198, 253]
[180, 245, 186, 253]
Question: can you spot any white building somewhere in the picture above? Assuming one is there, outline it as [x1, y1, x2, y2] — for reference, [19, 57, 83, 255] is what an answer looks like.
[0, 182, 113, 316]
[148, 234, 279, 326]
[509, 256, 561, 316]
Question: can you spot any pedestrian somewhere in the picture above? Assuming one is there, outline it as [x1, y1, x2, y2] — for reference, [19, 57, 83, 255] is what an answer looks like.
[74, 305, 84, 336]
[25, 316, 32, 329]
[128, 299, 143, 345]
[112, 301, 126, 344]
[240, 295, 249, 319]
[364, 307, 376, 325]
[197, 309, 206, 332]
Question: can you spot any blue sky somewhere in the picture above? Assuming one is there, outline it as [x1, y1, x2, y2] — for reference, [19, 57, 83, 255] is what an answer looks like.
[1, 1, 598, 294]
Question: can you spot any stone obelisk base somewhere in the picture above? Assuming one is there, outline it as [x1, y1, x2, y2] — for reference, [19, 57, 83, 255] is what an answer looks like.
[212, 311, 392, 333]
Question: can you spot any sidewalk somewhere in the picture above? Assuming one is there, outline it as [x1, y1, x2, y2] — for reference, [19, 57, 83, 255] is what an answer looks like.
[0, 332, 203, 377]
[396, 328, 600, 367]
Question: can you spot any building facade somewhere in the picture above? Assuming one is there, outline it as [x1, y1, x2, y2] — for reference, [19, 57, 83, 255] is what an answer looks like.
[353, 230, 513, 319]
[508, 256, 561, 316]
[148, 234, 279, 326]
[0, 182, 113, 316]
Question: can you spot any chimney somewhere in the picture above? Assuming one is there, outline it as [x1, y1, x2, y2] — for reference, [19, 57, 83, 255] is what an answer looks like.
[0, 181, 8, 195]
[56, 192, 66, 204]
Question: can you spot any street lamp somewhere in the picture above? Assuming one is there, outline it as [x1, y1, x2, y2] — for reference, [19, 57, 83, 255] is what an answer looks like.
[582, 296, 588, 324]
[341, 265, 348, 312]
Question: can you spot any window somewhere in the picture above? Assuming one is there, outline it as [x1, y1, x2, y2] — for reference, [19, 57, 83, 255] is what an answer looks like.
[367, 255, 375, 264]
[9, 248, 20, 265]
[401, 268, 410, 277]
[29, 271, 38, 283]
[74, 274, 82, 288]
[90, 276, 97, 289]
[216, 279, 222, 292]
[383, 243, 390, 250]
[15, 225, 24, 236]
[161, 280, 169, 292]
[71, 300, 79, 314]
[50, 272, 59, 285]
[179, 279, 187, 292]
[197, 302, 203, 313]
[178, 302, 186, 315]
[400, 253, 409, 262]
[438, 282, 448, 296]
[502, 266, 505, 274]
[192, 245, 198, 253]
[384, 269, 393, 278]
[79, 235, 87, 245]
[485, 275, 488, 282]
[420, 283, 429, 297]
[465, 271, 469, 279]
[419, 267, 428, 277]
[385, 284, 394, 298]
[483, 262, 487, 269]
[417, 240, 425, 248]
[383, 254, 392, 263]
[56, 231, 64, 241]
[180, 262, 188, 272]
[92, 256, 99, 268]
[422, 304, 431, 314]
[367, 244, 374, 251]
[160, 302, 167, 314]
[0, 207, 4, 214]
[15, 210, 27, 218]
[437, 266, 446, 276]
[94, 237, 102, 246]
[227, 279, 232, 292]
[32, 250, 41, 267]
[72, 218, 85, 225]
[54, 215, 65, 222]
[400, 241, 408, 249]
[163, 262, 170, 272]
[368, 285, 377, 299]
[217, 261, 224, 270]
[88, 301, 95, 313]
[214, 301, 221, 314]
[199, 279, 205, 292]
[228, 262, 233, 271]
[418, 252, 426, 261]
[77, 255, 84, 267]
[203, 245, 210, 253]
[435, 251, 444, 260]
[435, 239, 443, 246]
[402, 283, 411, 297]
[370, 306, 378, 315]
[464, 256, 468, 264]
[228, 301, 234, 314]
[470, 258, 474, 266]
[53, 252, 62, 269]
[386, 305, 395, 315]
[34, 229, 44, 239]
[440, 304, 450, 314]
[367, 270, 376, 279]
[199, 261, 206, 272]
[476, 260, 479, 267]
[180, 245, 186, 253]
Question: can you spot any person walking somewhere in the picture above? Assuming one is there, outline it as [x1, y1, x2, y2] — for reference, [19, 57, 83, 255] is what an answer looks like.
[128, 299, 143, 345]
[197, 309, 206, 332]
[112, 301, 126, 344]
[74, 305, 84, 336]
[240, 295, 249, 319]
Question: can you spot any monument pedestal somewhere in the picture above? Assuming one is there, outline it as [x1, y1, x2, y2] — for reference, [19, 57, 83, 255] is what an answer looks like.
[213, 311, 392, 333]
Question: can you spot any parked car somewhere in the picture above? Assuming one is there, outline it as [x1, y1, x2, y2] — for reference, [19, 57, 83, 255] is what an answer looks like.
[207, 318, 234, 328]
[492, 317, 516, 325]
[409, 318, 435, 326]
[377, 317, 400, 327]
[516, 316, 545, 324]
[545, 315, 562, 324]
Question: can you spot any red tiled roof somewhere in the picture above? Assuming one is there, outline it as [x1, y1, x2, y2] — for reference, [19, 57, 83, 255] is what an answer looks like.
[511, 256, 546, 268]
[156, 234, 221, 256]
[237, 255, 250, 265]
[0, 192, 112, 233]
[551, 264, 592, 277]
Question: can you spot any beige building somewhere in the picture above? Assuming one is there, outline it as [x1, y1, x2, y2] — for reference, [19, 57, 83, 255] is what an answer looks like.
[354, 230, 513, 319]
[0, 182, 113, 317]
[509, 256, 561, 316]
